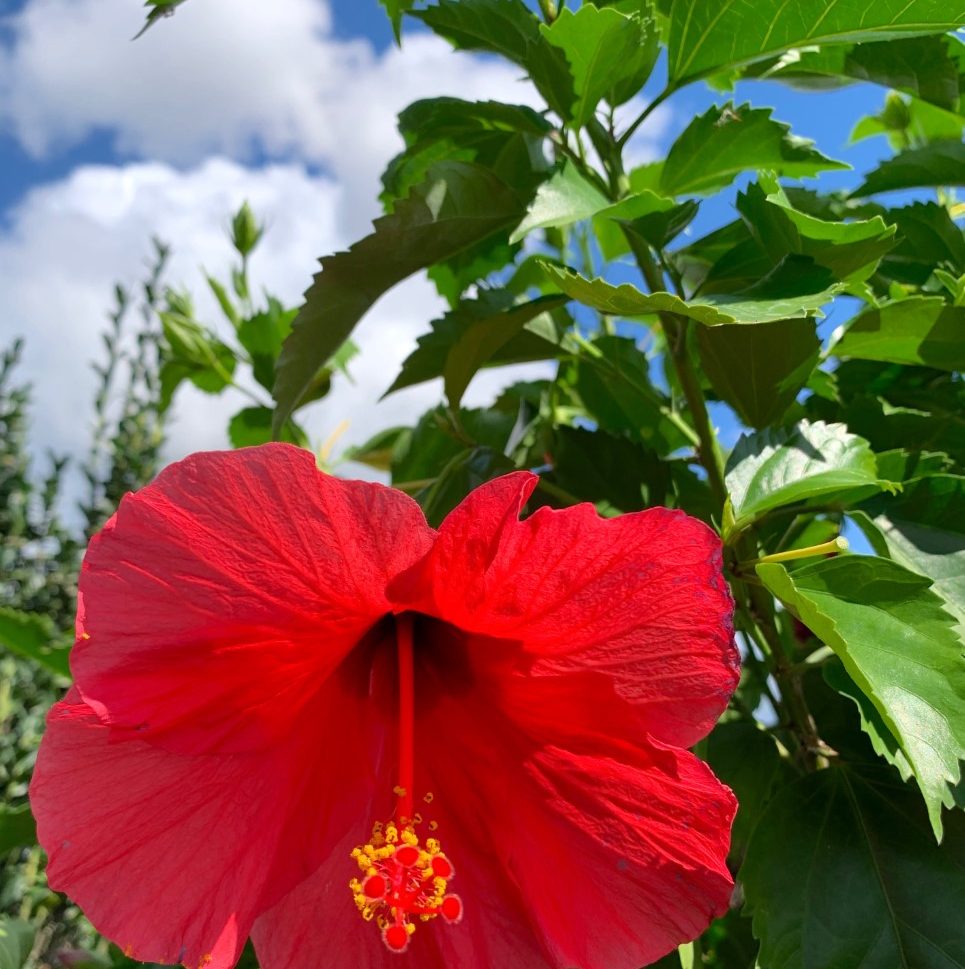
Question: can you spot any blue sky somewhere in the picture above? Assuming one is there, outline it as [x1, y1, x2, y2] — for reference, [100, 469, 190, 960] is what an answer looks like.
[0, 0, 906, 495]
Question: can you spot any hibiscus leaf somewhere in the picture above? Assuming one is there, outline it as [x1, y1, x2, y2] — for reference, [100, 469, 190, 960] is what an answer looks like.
[344, 426, 412, 473]
[0, 805, 36, 855]
[0, 919, 35, 969]
[743, 766, 965, 969]
[540, 3, 658, 125]
[510, 163, 610, 243]
[743, 35, 964, 112]
[859, 475, 965, 637]
[878, 202, 965, 286]
[378, 0, 416, 41]
[386, 292, 566, 407]
[757, 556, 965, 840]
[413, 0, 575, 119]
[228, 408, 307, 450]
[667, 0, 965, 87]
[0, 606, 71, 679]
[697, 317, 820, 429]
[542, 263, 837, 326]
[272, 161, 530, 434]
[706, 721, 794, 861]
[659, 104, 847, 197]
[853, 141, 965, 197]
[735, 177, 897, 284]
[725, 420, 885, 531]
[832, 297, 965, 372]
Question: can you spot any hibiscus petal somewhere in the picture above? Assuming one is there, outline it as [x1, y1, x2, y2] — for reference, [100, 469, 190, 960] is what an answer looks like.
[31, 658, 392, 969]
[414, 662, 735, 969]
[72, 444, 434, 754]
[407, 472, 737, 748]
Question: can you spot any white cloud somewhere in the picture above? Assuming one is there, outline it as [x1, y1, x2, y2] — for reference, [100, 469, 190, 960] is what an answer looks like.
[0, 0, 542, 236]
[0, 158, 550, 515]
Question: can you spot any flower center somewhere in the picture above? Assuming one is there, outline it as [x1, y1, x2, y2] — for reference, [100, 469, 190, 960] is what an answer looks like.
[349, 614, 463, 953]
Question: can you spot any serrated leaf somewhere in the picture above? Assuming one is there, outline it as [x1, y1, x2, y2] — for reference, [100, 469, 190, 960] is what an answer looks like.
[0, 919, 35, 969]
[853, 141, 965, 196]
[228, 408, 307, 450]
[413, 0, 574, 119]
[543, 262, 836, 326]
[833, 297, 965, 372]
[540, 4, 656, 125]
[660, 103, 847, 197]
[861, 474, 965, 637]
[510, 162, 610, 243]
[133, 0, 187, 39]
[758, 556, 965, 839]
[550, 425, 670, 510]
[725, 420, 883, 529]
[736, 177, 896, 283]
[0, 805, 36, 855]
[379, 0, 416, 41]
[746, 35, 963, 112]
[573, 335, 693, 453]
[273, 161, 529, 433]
[667, 0, 965, 86]
[387, 292, 565, 403]
[591, 190, 693, 260]
[878, 202, 965, 285]
[0, 607, 70, 678]
[698, 317, 820, 429]
[743, 766, 965, 969]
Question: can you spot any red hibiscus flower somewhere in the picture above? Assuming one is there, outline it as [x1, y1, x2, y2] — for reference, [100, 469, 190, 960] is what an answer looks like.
[31, 443, 738, 969]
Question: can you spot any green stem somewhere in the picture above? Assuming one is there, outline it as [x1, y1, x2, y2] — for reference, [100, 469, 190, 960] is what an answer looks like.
[536, 476, 584, 506]
[617, 86, 674, 150]
[745, 536, 848, 567]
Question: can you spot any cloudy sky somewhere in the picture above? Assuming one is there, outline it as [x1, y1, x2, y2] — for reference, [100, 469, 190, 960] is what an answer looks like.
[0, 0, 892, 504]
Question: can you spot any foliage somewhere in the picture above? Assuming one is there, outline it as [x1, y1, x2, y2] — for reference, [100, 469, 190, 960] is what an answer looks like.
[9, 1, 965, 967]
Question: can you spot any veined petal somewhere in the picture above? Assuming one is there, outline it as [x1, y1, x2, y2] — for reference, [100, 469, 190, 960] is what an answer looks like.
[71, 444, 433, 754]
[407, 473, 738, 748]
[31, 653, 392, 969]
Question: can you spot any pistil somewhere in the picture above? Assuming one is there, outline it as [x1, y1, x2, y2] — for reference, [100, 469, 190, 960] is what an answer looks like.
[349, 614, 463, 953]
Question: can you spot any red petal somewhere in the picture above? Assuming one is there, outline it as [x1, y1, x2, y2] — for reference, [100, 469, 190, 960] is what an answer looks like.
[414, 664, 735, 969]
[407, 473, 738, 748]
[31, 654, 392, 969]
[72, 444, 433, 754]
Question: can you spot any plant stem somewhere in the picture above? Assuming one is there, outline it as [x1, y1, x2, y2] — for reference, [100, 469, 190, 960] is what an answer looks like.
[617, 86, 673, 150]
[744, 536, 848, 567]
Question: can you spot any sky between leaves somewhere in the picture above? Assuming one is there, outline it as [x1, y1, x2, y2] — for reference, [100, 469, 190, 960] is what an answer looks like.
[0, 0, 901, 514]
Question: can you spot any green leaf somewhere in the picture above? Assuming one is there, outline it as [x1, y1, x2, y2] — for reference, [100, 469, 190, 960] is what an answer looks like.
[706, 721, 793, 860]
[540, 4, 657, 125]
[413, 0, 574, 119]
[387, 292, 565, 404]
[236, 300, 298, 392]
[344, 426, 412, 472]
[0, 919, 35, 969]
[853, 141, 965, 196]
[736, 177, 897, 283]
[0, 805, 36, 855]
[861, 474, 965, 637]
[852, 95, 965, 149]
[382, 97, 551, 211]
[510, 163, 610, 243]
[747, 35, 963, 112]
[659, 103, 847, 197]
[0, 606, 70, 678]
[133, 0, 187, 39]
[591, 190, 695, 260]
[833, 297, 965, 372]
[543, 262, 836, 326]
[743, 766, 965, 969]
[379, 0, 416, 41]
[878, 202, 965, 286]
[228, 408, 307, 450]
[667, 0, 965, 86]
[758, 556, 965, 839]
[273, 161, 530, 433]
[572, 335, 693, 453]
[725, 420, 883, 529]
[697, 317, 820, 428]
[550, 425, 670, 510]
